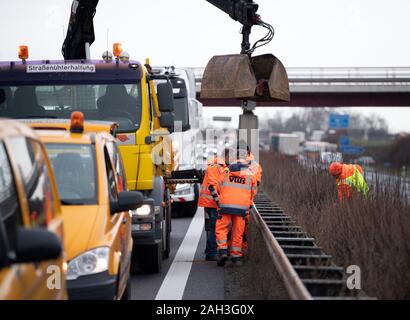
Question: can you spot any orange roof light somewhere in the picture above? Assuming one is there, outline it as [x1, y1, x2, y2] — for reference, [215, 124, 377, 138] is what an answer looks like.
[113, 43, 123, 58]
[18, 45, 29, 60]
[70, 111, 85, 133]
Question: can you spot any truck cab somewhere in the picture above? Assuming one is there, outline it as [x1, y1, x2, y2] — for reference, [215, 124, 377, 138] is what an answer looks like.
[152, 67, 204, 217]
[0, 53, 176, 273]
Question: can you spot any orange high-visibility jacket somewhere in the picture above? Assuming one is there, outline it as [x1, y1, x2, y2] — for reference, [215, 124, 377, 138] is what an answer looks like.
[246, 153, 262, 184]
[336, 164, 369, 201]
[219, 161, 258, 216]
[198, 158, 226, 208]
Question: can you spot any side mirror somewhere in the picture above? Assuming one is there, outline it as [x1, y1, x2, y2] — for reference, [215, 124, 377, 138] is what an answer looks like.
[111, 191, 144, 214]
[157, 82, 174, 112]
[159, 112, 175, 133]
[181, 123, 191, 132]
[15, 228, 62, 264]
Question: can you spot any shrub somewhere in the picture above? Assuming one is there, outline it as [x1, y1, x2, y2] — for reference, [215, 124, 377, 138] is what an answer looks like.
[260, 151, 410, 299]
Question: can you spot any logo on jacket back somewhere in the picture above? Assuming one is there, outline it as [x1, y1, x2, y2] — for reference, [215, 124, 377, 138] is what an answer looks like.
[229, 176, 246, 184]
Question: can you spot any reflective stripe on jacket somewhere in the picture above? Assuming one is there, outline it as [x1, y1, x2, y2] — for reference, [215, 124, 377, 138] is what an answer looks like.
[198, 160, 226, 208]
[218, 161, 257, 216]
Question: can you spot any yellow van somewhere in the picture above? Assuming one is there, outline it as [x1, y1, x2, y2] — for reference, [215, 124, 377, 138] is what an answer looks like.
[0, 119, 66, 300]
[32, 112, 142, 300]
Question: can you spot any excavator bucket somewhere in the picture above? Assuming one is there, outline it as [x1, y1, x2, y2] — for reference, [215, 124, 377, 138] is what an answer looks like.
[201, 53, 290, 102]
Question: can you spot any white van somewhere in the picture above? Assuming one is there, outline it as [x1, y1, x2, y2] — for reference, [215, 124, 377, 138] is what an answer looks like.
[153, 67, 204, 217]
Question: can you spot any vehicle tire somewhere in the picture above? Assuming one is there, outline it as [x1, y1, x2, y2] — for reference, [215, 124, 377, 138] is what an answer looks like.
[121, 275, 132, 300]
[163, 189, 171, 259]
[163, 221, 171, 260]
[179, 201, 198, 218]
[139, 243, 162, 273]
[180, 184, 199, 217]
[171, 203, 180, 218]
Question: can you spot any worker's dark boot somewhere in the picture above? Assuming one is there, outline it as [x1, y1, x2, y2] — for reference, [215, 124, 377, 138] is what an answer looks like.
[206, 255, 218, 262]
[231, 257, 243, 267]
[217, 250, 228, 267]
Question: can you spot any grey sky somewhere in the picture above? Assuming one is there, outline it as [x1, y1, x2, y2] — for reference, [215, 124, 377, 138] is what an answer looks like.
[0, 0, 409, 132]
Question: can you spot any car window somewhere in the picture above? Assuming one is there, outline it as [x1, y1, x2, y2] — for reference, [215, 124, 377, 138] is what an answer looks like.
[9, 138, 55, 227]
[106, 141, 127, 192]
[0, 142, 22, 256]
[104, 147, 118, 200]
[45, 143, 97, 205]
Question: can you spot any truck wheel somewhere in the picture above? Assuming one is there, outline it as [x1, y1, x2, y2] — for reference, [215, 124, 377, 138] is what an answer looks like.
[139, 243, 162, 273]
[163, 188, 171, 259]
[163, 222, 171, 259]
[121, 275, 132, 300]
[180, 201, 198, 217]
[171, 204, 180, 218]
[180, 184, 199, 217]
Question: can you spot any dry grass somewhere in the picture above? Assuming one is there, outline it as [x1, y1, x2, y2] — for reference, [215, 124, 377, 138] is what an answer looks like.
[260, 151, 410, 299]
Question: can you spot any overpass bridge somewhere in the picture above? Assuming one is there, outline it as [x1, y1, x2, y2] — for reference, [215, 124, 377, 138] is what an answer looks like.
[190, 67, 410, 107]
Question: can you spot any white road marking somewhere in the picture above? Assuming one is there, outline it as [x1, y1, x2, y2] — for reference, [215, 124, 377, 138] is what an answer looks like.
[155, 208, 204, 300]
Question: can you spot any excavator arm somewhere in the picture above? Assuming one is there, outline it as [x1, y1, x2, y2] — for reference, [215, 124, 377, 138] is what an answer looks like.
[61, 0, 289, 102]
[206, 0, 260, 54]
[202, 0, 290, 102]
[62, 0, 99, 60]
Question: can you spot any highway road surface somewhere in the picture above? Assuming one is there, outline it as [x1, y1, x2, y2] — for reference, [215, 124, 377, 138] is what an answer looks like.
[130, 208, 225, 300]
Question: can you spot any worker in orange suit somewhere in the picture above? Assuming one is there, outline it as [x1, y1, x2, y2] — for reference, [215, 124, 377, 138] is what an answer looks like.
[246, 150, 262, 186]
[329, 162, 369, 201]
[198, 153, 227, 261]
[241, 150, 262, 253]
[215, 149, 257, 267]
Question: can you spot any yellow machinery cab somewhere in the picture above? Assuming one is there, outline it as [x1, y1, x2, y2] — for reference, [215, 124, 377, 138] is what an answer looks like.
[0, 119, 67, 300]
[33, 113, 143, 300]
[0, 48, 177, 273]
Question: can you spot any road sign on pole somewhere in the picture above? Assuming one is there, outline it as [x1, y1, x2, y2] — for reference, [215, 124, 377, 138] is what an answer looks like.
[329, 114, 350, 129]
[340, 146, 365, 155]
[339, 135, 350, 146]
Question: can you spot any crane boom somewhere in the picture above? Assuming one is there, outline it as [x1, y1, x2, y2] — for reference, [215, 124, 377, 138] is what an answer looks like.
[61, 0, 289, 103]
[62, 0, 99, 60]
[206, 0, 259, 53]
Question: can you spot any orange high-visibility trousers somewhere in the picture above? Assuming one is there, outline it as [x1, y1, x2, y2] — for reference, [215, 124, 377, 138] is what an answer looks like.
[216, 214, 245, 258]
[242, 211, 250, 252]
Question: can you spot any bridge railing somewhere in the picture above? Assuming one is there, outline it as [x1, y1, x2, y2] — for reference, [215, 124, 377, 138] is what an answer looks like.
[187, 67, 410, 91]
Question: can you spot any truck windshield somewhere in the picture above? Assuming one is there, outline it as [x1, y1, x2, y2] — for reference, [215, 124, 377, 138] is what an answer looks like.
[45, 143, 97, 205]
[0, 83, 142, 133]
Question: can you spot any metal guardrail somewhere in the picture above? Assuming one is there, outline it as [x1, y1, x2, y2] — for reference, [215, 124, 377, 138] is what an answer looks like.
[252, 191, 370, 300]
[252, 200, 312, 300]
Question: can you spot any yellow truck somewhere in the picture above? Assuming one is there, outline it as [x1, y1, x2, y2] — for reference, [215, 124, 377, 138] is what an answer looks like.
[0, 50, 176, 273]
